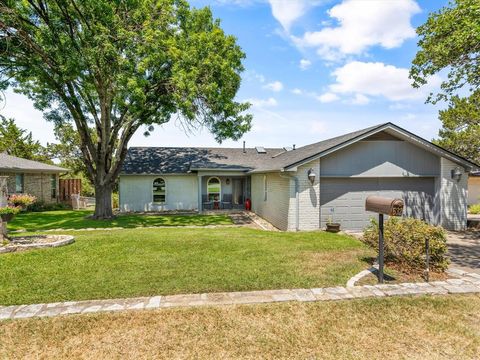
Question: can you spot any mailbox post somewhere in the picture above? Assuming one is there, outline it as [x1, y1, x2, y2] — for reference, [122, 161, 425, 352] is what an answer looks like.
[365, 196, 404, 284]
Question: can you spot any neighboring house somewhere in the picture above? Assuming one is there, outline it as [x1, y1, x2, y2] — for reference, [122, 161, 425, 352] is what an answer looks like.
[119, 123, 478, 231]
[468, 171, 480, 206]
[0, 153, 68, 203]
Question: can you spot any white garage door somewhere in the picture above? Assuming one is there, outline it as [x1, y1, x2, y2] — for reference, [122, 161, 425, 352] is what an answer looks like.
[320, 177, 436, 230]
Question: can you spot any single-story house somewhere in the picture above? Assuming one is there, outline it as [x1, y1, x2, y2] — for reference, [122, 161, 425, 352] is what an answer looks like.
[468, 171, 480, 206]
[119, 122, 478, 231]
[0, 153, 68, 203]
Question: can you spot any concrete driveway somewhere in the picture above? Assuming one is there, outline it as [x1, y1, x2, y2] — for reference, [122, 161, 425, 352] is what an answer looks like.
[447, 230, 480, 274]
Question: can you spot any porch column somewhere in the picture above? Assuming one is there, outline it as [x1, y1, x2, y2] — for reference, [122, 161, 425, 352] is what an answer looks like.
[198, 175, 202, 212]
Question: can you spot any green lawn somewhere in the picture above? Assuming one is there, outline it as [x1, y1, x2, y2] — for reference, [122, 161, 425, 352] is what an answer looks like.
[7, 210, 232, 231]
[0, 228, 372, 305]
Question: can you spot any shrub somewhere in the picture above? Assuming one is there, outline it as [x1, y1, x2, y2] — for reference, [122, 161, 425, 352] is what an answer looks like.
[362, 217, 449, 272]
[112, 192, 119, 209]
[0, 206, 21, 216]
[8, 194, 37, 209]
[469, 204, 480, 215]
[27, 201, 72, 212]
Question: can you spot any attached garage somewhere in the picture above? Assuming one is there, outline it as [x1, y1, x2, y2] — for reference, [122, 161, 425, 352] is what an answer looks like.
[320, 177, 436, 230]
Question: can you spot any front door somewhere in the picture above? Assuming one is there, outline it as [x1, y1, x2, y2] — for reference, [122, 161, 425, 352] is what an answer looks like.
[232, 179, 244, 205]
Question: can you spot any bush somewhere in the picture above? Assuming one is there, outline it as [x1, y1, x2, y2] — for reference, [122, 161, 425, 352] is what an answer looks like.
[8, 194, 36, 209]
[0, 206, 21, 216]
[112, 192, 119, 209]
[362, 217, 449, 272]
[26, 201, 72, 212]
[469, 204, 480, 214]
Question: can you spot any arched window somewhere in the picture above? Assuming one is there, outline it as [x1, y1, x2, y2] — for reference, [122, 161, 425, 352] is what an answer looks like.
[153, 178, 166, 203]
[207, 177, 221, 201]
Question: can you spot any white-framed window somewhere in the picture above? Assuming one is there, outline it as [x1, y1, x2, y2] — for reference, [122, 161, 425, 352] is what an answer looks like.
[207, 177, 221, 201]
[15, 174, 24, 193]
[153, 177, 166, 203]
[263, 175, 267, 201]
[51, 174, 57, 198]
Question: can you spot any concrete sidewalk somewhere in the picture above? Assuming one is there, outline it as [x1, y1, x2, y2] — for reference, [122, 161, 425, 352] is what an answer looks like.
[2, 270, 480, 321]
[447, 230, 480, 274]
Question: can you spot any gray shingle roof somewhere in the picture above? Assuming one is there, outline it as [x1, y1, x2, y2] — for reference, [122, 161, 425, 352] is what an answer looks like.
[121, 124, 386, 175]
[121, 147, 284, 174]
[0, 153, 68, 173]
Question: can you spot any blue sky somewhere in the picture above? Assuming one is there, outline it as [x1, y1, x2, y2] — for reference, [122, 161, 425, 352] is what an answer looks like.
[1, 0, 448, 149]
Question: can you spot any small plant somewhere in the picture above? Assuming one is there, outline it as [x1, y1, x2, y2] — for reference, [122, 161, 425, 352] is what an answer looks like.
[0, 206, 21, 216]
[9, 194, 37, 209]
[469, 204, 480, 215]
[362, 217, 449, 272]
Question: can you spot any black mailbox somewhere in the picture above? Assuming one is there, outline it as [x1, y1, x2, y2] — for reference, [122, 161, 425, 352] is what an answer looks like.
[365, 196, 404, 216]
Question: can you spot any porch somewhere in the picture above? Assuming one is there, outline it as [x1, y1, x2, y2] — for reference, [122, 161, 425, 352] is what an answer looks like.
[197, 174, 251, 211]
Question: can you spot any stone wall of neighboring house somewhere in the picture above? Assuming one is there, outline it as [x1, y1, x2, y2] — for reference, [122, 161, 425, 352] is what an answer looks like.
[468, 176, 480, 206]
[0, 172, 59, 204]
[251, 172, 291, 231]
[119, 174, 198, 212]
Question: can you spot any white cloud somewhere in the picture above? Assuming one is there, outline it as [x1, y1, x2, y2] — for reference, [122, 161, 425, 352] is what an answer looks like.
[316, 92, 339, 103]
[350, 94, 369, 105]
[263, 81, 284, 92]
[295, 0, 420, 60]
[291, 88, 303, 95]
[268, 0, 312, 31]
[246, 97, 278, 108]
[329, 61, 440, 101]
[299, 59, 312, 70]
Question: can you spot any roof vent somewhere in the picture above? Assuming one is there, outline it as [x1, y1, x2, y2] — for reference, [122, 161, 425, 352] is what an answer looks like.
[283, 146, 293, 151]
[255, 146, 266, 154]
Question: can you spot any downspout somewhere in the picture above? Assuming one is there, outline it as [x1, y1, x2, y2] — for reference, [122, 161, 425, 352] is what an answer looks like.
[280, 172, 299, 231]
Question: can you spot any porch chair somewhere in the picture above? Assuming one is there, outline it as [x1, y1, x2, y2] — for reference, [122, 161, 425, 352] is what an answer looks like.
[202, 194, 213, 210]
[221, 193, 232, 209]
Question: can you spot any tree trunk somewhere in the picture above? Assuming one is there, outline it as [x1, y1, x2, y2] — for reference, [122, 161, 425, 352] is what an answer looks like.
[93, 183, 114, 219]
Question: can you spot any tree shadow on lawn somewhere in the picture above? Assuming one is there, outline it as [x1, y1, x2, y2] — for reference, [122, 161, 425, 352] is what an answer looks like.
[8, 210, 232, 231]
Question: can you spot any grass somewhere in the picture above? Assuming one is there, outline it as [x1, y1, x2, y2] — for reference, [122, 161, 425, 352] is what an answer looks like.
[7, 209, 233, 231]
[356, 263, 449, 286]
[0, 228, 372, 305]
[1, 295, 479, 359]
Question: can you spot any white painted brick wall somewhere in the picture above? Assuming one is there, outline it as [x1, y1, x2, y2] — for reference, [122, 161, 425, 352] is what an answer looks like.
[119, 175, 198, 212]
[294, 160, 321, 231]
[251, 173, 291, 230]
[439, 158, 468, 230]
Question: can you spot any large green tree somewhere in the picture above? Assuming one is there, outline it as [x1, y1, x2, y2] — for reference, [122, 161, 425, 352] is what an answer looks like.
[0, 0, 251, 219]
[410, 0, 480, 164]
[0, 116, 50, 162]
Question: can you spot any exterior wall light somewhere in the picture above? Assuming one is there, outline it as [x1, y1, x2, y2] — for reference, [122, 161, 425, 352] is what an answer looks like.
[307, 168, 316, 184]
[451, 167, 463, 182]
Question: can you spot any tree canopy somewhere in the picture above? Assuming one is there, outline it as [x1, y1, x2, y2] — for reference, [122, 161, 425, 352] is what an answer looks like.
[0, 116, 50, 162]
[410, 0, 480, 165]
[0, 0, 252, 218]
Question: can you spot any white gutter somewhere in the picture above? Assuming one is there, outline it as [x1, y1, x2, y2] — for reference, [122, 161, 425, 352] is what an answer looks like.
[280, 172, 299, 231]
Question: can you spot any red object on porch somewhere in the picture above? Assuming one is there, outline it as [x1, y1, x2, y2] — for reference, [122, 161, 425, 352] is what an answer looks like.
[245, 198, 251, 211]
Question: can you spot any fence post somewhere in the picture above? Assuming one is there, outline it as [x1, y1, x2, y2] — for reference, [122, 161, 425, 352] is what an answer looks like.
[378, 213, 384, 284]
[425, 238, 430, 282]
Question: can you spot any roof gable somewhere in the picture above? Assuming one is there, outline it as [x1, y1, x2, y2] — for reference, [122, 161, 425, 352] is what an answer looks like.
[280, 123, 479, 171]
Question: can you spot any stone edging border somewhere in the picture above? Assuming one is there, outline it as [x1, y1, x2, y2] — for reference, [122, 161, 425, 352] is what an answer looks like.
[1, 271, 479, 321]
[0, 235, 75, 254]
